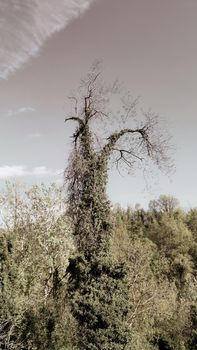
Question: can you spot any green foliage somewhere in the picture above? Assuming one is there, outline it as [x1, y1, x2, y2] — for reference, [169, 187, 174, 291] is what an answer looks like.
[149, 195, 180, 216]
[1, 185, 197, 350]
[147, 214, 194, 285]
[112, 202, 197, 350]
[65, 122, 130, 349]
[68, 254, 129, 350]
[0, 183, 74, 350]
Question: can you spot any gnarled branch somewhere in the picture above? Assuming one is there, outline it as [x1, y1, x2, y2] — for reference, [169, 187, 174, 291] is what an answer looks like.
[65, 116, 84, 125]
[99, 127, 148, 161]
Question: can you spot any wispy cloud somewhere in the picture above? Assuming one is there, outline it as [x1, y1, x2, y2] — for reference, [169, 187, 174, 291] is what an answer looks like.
[0, 0, 95, 80]
[0, 165, 62, 178]
[6, 107, 35, 117]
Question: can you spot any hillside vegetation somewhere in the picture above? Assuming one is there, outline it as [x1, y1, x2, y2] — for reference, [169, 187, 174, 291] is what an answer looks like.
[0, 184, 196, 350]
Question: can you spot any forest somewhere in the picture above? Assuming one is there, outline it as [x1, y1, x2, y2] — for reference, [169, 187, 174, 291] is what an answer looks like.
[0, 68, 197, 350]
[0, 184, 196, 350]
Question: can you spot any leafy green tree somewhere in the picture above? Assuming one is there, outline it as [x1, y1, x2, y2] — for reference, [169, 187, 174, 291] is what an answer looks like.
[188, 304, 197, 350]
[186, 208, 197, 238]
[147, 213, 194, 284]
[65, 65, 171, 350]
[0, 182, 74, 350]
[186, 209, 197, 269]
[144, 202, 197, 350]
[111, 207, 178, 350]
[149, 195, 179, 215]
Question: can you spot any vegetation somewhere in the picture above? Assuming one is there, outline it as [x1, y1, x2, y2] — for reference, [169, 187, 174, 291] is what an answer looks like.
[0, 183, 75, 350]
[64, 66, 172, 350]
[0, 68, 196, 349]
[0, 185, 196, 350]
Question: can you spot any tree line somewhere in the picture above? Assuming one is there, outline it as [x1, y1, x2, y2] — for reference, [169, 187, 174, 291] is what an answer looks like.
[0, 185, 196, 350]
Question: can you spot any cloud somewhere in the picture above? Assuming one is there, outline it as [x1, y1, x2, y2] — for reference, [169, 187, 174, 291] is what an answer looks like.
[6, 107, 35, 117]
[0, 0, 95, 80]
[32, 166, 62, 176]
[28, 132, 43, 139]
[0, 165, 62, 178]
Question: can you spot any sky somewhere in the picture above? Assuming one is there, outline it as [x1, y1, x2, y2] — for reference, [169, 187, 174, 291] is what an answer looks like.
[0, 0, 197, 209]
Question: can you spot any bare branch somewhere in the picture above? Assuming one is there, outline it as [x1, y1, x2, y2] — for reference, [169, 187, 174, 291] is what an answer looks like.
[113, 148, 144, 162]
[68, 96, 78, 114]
[87, 71, 101, 93]
[65, 117, 85, 145]
[65, 64, 173, 178]
[99, 127, 146, 161]
[65, 116, 84, 125]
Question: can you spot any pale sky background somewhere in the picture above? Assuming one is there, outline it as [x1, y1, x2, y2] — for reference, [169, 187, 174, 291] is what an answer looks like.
[0, 0, 197, 209]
